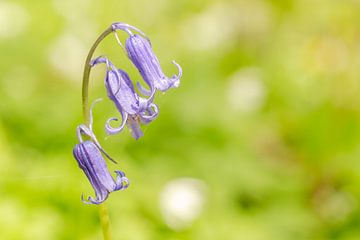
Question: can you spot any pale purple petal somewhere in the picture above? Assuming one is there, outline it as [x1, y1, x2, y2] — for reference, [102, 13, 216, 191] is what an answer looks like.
[92, 56, 139, 115]
[105, 114, 128, 135]
[91, 56, 158, 139]
[73, 140, 129, 205]
[140, 103, 159, 123]
[126, 115, 143, 140]
[136, 81, 152, 96]
[114, 171, 130, 191]
[73, 141, 114, 204]
[125, 34, 182, 92]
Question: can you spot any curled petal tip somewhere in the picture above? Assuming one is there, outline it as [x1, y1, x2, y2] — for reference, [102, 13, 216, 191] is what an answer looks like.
[81, 193, 108, 205]
[114, 171, 130, 190]
[115, 170, 126, 178]
[81, 193, 93, 205]
[105, 115, 127, 135]
[121, 178, 130, 190]
[140, 103, 159, 122]
[172, 79, 180, 88]
[171, 60, 182, 85]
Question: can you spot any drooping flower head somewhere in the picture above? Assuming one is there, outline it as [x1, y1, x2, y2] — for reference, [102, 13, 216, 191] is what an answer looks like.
[73, 101, 129, 204]
[91, 56, 158, 140]
[111, 22, 182, 94]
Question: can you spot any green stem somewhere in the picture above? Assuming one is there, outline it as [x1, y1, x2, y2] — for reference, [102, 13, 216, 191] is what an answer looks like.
[81, 25, 114, 240]
[82, 26, 113, 126]
[99, 203, 112, 240]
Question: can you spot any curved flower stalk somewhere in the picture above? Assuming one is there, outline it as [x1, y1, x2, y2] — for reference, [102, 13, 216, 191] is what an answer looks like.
[91, 56, 158, 140]
[111, 22, 182, 94]
[73, 101, 129, 205]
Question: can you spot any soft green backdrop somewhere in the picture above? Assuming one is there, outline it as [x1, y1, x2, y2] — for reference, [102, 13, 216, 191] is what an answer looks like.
[0, 0, 360, 239]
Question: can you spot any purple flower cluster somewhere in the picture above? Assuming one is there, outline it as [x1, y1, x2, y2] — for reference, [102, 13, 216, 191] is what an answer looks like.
[92, 23, 182, 139]
[73, 23, 181, 204]
[90, 56, 158, 140]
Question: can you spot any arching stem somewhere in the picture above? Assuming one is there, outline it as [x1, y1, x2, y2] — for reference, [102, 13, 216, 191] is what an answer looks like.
[82, 26, 113, 126]
[81, 25, 114, 240]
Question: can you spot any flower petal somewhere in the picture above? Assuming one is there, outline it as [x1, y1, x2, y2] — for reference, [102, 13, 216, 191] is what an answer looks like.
[140, 103, 159, 123]
[73, 140, 129, 205]
[92, 56, 141, 115]
[91, 56, 157, 139]
[136, 81, 152, 96]
[114, 170, 130, 191]
[126, 115, 143, 140]
[81, 192, 109, 205]
[105, 114, 128, 135]
[125, 34, 181, 92]
[73, 141, 116, 204]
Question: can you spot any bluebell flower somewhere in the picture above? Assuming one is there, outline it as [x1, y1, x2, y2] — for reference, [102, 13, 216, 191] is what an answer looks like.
[111, 22, 182, 94]
[73, 101, 129, 204]
[91, 56, 158, 140]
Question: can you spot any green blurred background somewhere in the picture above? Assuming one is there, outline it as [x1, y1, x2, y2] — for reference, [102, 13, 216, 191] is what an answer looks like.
[0, 0, 360, 239]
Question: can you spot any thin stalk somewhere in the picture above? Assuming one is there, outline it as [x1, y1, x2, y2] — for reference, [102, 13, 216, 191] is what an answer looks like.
[81, 25, 114, 240]
[99, 203, 112, 240]
[82, 26, 113, 126]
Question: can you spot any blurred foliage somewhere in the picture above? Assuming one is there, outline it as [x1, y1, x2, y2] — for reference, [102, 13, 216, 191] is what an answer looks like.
[0, 0, 360, 239]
